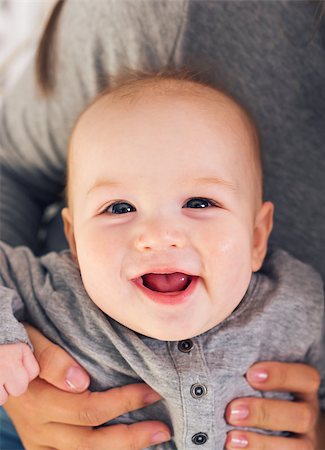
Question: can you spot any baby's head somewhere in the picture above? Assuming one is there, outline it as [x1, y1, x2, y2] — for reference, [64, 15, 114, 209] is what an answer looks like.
[62, 72, 274, 341]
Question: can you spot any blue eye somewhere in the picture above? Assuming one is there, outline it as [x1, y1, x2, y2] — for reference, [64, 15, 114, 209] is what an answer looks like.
[183, 197, 217, 209]
[105, 201, 136, 214]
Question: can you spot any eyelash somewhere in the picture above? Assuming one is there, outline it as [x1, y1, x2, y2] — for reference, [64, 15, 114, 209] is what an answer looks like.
[102, 201, 136, 215]
[182, 197, 219, 209]
[101, 197, 219, 215]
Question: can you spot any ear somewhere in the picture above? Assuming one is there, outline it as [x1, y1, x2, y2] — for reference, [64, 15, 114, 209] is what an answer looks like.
[251, 201, 274, 272]
[61, 207, 78, 262]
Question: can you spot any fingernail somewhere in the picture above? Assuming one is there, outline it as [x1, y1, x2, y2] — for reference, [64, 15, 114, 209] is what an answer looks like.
[151, 431, 170, 444]
[65, 367, 89, 391]
[230, 434, 249, 448]
[144, 390, 161, 405]
[247, 368, 268, 383]
[230, 404, 249, 420]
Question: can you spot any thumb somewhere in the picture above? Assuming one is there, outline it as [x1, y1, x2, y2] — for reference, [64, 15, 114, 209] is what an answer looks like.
[24, 324, 90, 392]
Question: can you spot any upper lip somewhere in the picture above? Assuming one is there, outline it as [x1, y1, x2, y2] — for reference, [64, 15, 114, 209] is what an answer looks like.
[130, 267, 197, 280]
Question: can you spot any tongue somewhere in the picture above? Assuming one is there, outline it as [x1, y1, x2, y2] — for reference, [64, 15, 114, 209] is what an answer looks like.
[142, 272, 190, 293]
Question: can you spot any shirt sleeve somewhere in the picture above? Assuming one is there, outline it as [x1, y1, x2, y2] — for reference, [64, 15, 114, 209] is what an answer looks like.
[0, 0, 186, 251]
[0, 241, 47, 347]
[315, 320, 325, 411]
[0, 286, 31, 347]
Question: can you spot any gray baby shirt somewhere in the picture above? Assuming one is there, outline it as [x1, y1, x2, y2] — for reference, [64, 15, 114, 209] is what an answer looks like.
[0, 242, 323, 449]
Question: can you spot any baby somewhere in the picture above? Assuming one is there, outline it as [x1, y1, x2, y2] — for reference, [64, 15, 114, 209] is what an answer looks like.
[0, 73, 323, 449]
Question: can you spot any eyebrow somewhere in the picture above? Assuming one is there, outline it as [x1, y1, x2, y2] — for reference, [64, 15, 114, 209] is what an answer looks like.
[87, 180, 121, 196]
[87, 176, 237, 196]
[192, 176, 237, 191]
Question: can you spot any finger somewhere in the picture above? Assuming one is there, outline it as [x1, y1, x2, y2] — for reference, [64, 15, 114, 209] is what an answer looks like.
[4, 366, 29, 396]
[226, 397, 317, 433]
[246, 362, 320, 400]
[23, 379, 162, 426]
[0, 386, 8, 405]
[41, 421, 171, 450]
[225, 430, 314, 450]
[22, 345, 40, 380]
[82, 422, 171, 450]
[24, 324, 90, 392]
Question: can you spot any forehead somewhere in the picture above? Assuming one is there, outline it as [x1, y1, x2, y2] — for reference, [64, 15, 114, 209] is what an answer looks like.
[82, 81, 250, 125]
[71, 82, 257, 157]
[68, 81, 260, 198]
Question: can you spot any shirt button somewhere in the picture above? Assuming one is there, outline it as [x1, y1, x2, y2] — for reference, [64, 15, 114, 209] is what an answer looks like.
[190, 383, 207, 399]
[177, 339, 193, 353]
[192, 432, 208, 445]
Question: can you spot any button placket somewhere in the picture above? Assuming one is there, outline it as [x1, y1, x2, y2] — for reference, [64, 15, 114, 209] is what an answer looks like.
[190, 383, 208, 399]
[192, 432, 209, 445]
[170, 339, 213, 447]
[178, 339, 194, 353]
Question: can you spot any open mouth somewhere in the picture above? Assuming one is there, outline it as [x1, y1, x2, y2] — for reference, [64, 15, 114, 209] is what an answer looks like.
[141, 272, 193, 293]
[131, 271, 199, 304]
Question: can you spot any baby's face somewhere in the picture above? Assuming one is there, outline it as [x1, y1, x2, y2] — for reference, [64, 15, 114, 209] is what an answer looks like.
[63, 85, 273, 340]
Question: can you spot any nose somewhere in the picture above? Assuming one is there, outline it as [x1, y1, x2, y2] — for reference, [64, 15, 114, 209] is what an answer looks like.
[133, 217, 187, 252]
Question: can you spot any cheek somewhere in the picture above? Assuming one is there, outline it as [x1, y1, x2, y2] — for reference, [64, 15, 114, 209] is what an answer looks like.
[200, 220, 253, 297]
[75, 222, 127, 259]
[73, 224, 128, 296]
[199, 217, 253, 258]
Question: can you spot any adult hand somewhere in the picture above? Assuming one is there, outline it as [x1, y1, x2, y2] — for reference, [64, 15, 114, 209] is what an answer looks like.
[224, 361, 320, 449]
[4, 325, 171, 450]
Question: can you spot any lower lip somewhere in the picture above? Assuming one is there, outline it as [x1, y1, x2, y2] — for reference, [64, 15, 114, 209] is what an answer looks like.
[132, 276, 199, 306]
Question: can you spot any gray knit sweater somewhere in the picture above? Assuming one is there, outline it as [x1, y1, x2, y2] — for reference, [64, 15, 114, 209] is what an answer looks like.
[0, 242, 323, 449]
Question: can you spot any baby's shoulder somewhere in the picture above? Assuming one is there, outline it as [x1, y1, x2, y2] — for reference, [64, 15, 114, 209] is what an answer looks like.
[257, 247, 324, 321]
[40, 249, 84, 293]
[262, 248, 323, 295]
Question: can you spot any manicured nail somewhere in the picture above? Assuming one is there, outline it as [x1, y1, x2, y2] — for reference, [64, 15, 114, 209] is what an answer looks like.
[151, 431, 170, 444]
[144, 389, 162, 405]
[230, 434, 249, 448]
[247, 368, 268, 383]
[65, 366, 89, 391]
[230, 404, 249, 420]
